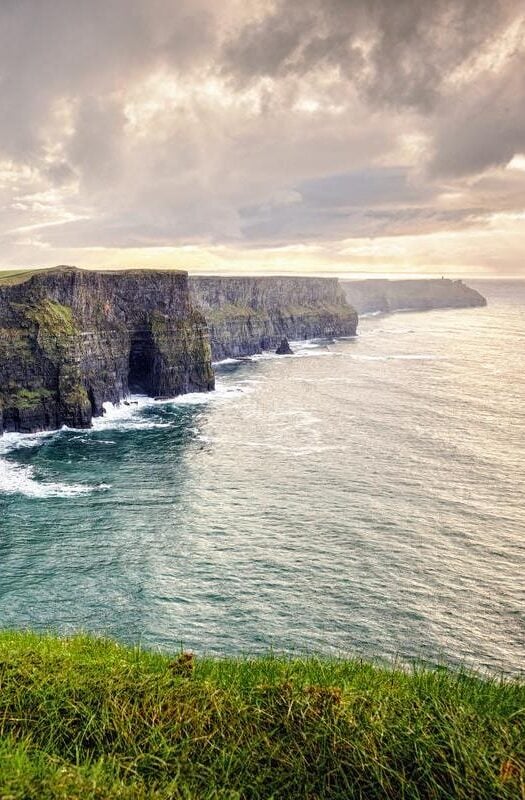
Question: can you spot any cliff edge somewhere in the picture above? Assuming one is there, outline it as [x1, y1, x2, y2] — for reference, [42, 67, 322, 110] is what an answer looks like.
[0, 269, 358, 434]
[190, 276, 358, 360]
[0, 267, 214, 434]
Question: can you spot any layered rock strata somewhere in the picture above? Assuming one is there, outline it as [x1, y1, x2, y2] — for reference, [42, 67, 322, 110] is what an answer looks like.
[0, 267, 214, 433]
[190, 276, 358, 361]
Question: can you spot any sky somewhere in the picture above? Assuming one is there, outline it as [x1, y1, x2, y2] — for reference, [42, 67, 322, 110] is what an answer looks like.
[0, 0, 524, 278]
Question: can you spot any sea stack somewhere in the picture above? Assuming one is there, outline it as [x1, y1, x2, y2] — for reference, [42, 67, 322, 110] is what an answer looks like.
[275, 338, 294, 355]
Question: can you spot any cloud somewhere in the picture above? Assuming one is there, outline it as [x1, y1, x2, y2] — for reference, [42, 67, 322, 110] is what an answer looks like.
[0, 0, 523, 274]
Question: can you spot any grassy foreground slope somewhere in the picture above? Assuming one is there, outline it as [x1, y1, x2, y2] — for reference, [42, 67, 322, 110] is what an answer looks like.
[0, 633, 523, 799]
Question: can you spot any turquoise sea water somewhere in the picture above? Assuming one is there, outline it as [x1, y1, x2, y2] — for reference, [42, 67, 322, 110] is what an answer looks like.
[0, 280, 523, 674]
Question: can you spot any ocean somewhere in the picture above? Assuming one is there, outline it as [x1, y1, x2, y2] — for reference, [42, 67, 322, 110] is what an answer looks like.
[0, 280, 523, 675]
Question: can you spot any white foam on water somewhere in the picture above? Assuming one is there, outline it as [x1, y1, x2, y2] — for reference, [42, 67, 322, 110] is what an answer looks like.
[0, 431, 111, 499]
[289, 339, 323, 349]
[213, 357, 242, 366]
[0, 459, 101, 498]
[0, 377, 253, 499]
[213, 339, 347, 365]
[248, 347, 341, 362]
[90, 397, 173, 431]
[89, 386, 228, 432]
[0, 429, 57, 457]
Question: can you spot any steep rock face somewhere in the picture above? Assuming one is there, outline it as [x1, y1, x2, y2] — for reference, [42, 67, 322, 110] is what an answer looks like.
[0, 268, 214, 434]
[190, 277, 358, 360]
[341, 279, 486, 315]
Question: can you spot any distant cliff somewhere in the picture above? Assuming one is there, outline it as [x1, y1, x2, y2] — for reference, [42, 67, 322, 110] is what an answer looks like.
[0, 267, 214, 434]
[341, 279, 486, 315]
[190, 276, 358, 360]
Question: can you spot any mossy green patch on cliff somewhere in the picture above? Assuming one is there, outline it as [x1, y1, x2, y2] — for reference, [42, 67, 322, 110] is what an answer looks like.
[27, 299, 78, 338]
[58, 379, 90, 410]
[1, 388, 54, 410]
[151, 310, 213, 370]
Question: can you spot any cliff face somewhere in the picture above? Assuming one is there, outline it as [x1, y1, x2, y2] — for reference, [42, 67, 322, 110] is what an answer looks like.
[190, 276, 358, 360]
[0, 268, 214, 434]
[341, 279, 486, 315]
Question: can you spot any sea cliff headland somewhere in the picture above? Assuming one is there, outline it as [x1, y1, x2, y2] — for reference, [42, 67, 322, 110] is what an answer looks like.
[0, 268, 487, 435]
[190, 275, 358, 360]
[341, 278, 486, 315]
[0, 267, 214, 434]
[0, 268, 358, 434]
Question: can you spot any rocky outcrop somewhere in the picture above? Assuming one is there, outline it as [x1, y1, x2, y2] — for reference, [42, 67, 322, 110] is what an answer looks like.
[0, 267, 214, 434]
[189, 276, 358, 360]
[341, 279, 486, 315]
[276, 338, 293, 355]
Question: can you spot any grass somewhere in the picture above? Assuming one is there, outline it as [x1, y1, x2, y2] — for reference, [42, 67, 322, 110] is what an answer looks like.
[28, 299, 78, 338]
[0, 268, 50, 285]
[0, 632, 522, 799]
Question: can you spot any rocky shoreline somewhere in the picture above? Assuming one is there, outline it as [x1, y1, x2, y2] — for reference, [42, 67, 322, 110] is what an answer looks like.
[0, 268, 358, 434]
[0, 268, 486, 435]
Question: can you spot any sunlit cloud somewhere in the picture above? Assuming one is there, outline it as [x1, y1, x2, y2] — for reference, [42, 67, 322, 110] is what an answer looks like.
[0, 0, 523, 276]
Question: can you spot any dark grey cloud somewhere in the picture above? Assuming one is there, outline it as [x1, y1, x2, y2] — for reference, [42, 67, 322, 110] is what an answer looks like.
[430, 50, 525, 175]
[238, 168, 491, 241]
[222, 0, 514, 110]
[0, 0, 222, 160]
[222, 0, 524, 176]
[298, 169, 431, 207]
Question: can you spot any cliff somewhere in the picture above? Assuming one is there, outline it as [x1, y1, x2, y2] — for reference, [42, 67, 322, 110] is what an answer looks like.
[0, 269, 358, 435]
[0, 267, 214, 434]
[190, 276, 358, 360]
[341, 278, 486, 315]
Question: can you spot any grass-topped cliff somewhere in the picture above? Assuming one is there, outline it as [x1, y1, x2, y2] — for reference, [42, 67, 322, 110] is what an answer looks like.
[0, 633, 522, 799]
[0, 268, 358, 433]
[189, 276, 358, 360]
[0, 267, 214, 434]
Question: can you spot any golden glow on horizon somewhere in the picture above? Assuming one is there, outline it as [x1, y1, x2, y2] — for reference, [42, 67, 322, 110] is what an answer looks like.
[3, 209, 522, 280]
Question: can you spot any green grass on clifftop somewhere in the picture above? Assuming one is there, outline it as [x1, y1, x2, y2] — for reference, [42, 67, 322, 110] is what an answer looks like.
[0, 632, 522, 799]
[0, 268, 50, 285]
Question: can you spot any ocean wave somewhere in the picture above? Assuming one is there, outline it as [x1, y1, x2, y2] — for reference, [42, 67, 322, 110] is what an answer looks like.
[0, 456, 110, 499]
[248, 348, 342, 362]
[89, 381, 251, 430]
[0, 377, 254, 499]
[213, 357, 242, 366]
